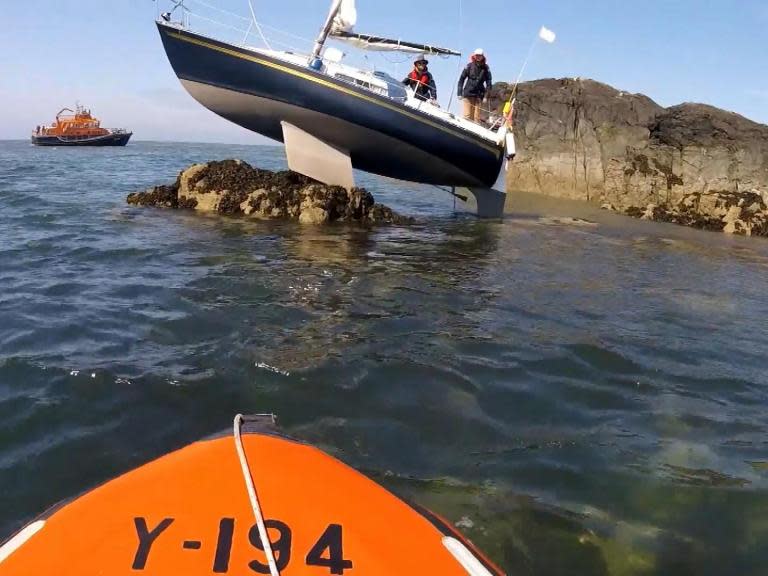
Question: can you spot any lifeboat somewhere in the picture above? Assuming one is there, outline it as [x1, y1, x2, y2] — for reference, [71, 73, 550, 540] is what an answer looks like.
[0, 415, 504, 575]
[31, 104, 132, 146]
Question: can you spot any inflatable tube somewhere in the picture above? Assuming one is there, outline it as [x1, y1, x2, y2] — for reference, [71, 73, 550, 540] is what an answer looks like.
[0, 415, 503, 575]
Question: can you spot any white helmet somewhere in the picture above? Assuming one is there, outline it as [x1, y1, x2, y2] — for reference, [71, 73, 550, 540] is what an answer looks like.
[473, 48, 485, 56]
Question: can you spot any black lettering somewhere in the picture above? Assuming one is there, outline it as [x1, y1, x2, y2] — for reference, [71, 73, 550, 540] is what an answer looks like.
[183, 540, 202, 550]
[306, 524, 353, 575]
[132, 517, 174, 570]
[248, 520, 292, 573]
[213, 518, 236, 573]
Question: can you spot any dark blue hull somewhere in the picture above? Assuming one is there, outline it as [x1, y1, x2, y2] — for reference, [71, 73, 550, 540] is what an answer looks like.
[157, 23, 503, 187]
[31, 133, 132, 147]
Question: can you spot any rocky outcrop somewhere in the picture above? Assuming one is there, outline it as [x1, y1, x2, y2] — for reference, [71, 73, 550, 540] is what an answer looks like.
[607, 189, 768, 236]
[489, 78, 768, 235]
[127, 160, 411, 225]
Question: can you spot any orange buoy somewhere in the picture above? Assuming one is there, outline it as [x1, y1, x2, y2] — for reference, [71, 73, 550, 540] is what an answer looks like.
[0, 415, 503, 575]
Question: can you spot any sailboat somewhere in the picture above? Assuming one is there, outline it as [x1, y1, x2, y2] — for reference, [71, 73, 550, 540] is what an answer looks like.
[155, 0, 516, 216]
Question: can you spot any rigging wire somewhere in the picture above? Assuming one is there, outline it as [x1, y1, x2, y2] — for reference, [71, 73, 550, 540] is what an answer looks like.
[511, 34, 540, 98]
[187, 13, 249, 37]
[186, 0, 250, 21]
[381, 51, 412, 65]
[185, 11, 307, 53]
[183, 0, 275, 50]
[173, 0, 463, 81]
[247, 0, 272, 50]
[258, 22, 315, 46]
[447, 0, 463, 112]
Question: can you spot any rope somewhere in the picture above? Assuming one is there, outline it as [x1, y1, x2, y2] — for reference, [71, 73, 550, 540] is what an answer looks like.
[233, 414, 280, 576]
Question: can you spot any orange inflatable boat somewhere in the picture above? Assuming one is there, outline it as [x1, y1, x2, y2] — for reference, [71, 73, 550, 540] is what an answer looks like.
[0, 415, 503, 575]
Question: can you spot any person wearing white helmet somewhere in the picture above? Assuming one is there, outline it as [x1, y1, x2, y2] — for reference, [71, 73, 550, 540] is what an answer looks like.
[457, 48, 493, 122]
[402, 54, 437, 102]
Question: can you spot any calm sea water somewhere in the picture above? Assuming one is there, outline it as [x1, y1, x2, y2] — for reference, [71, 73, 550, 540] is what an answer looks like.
[1, 140, 767, 575]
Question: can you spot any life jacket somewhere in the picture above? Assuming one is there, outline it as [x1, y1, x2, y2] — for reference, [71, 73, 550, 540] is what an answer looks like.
[408, 69, 431, 90]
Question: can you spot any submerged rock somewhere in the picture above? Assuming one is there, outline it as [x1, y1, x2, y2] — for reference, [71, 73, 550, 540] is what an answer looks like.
[127, 160, 412, 225]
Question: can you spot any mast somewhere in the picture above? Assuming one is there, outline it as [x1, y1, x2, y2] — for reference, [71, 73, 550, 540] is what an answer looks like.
[310, 0, 343, 63]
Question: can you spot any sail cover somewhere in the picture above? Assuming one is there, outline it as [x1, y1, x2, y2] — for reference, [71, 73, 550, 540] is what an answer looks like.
[329, 0, 459, 56]
[331, 31, 460, 56]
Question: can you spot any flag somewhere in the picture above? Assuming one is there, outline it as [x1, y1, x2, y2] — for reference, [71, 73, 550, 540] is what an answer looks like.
[539, 26, 556, 44]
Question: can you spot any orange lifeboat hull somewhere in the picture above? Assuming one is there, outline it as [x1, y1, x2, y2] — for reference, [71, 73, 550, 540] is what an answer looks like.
[31, 105, 131, 146]
[0, 421, 503, 575]
[30, 131, 132, 146]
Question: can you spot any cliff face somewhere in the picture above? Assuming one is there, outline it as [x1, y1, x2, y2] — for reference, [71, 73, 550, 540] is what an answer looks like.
[489, 78, 768, 234]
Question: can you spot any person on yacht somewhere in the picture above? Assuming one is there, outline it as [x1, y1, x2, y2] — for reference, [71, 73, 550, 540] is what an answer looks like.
[457, 48, 493, 122]
[402, 55, 437, 102]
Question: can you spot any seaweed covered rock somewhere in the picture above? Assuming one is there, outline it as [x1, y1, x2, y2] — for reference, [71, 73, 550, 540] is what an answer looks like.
[127, 160, 411, 225]
[623, 189, 768, 236]
[126, 184, 179, 208]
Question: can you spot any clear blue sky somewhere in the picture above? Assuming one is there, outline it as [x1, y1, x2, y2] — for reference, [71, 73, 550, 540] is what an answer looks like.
[2, 0, 767, 143]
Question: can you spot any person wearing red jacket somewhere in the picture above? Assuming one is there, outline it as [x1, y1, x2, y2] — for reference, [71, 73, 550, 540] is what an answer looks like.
[402, 55, 437, 102]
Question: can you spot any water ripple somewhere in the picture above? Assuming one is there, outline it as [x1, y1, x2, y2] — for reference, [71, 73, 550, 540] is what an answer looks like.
[1, 141, 767, 573]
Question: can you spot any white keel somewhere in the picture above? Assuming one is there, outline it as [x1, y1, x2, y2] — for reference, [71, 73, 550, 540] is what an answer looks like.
[455, 128, 515, 219]
[461, 186, 508, 218]
[281, 121, 355, 190]
[280, 121, 514, 218]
